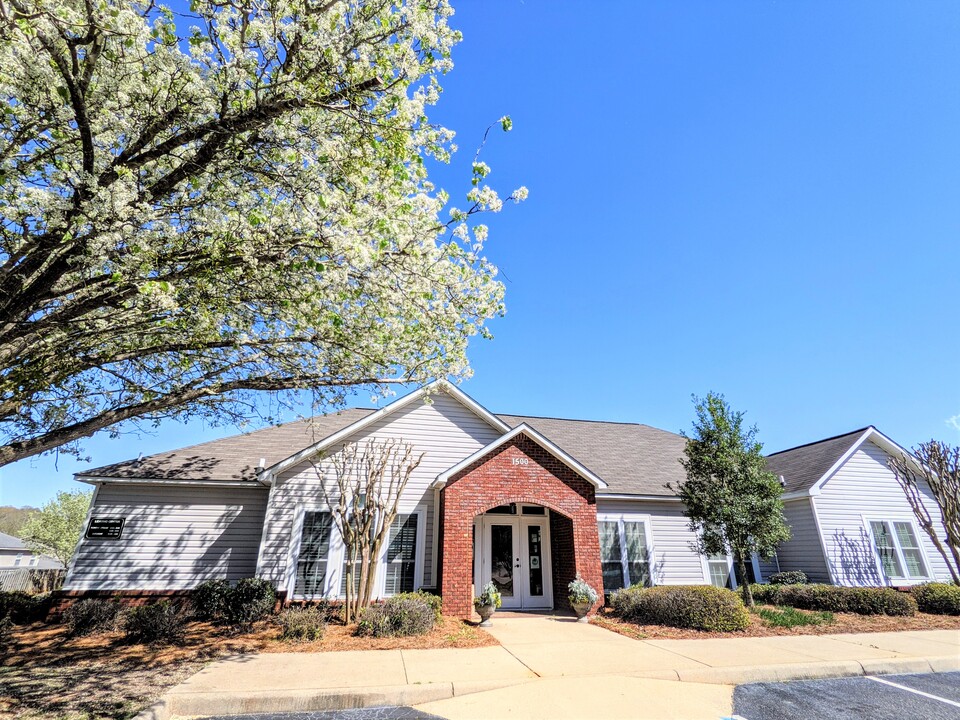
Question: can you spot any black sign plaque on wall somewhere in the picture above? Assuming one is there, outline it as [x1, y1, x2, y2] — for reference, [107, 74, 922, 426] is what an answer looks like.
[86, 517, 125, 539]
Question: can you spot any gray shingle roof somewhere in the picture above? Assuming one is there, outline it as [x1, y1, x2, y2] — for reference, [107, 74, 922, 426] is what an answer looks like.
[81, 409, 376, 482]
[498, 415, 686, 496]
[765, 428, 869, 494]
[80, 407, 688, 496]
[0, 531, 27, 550]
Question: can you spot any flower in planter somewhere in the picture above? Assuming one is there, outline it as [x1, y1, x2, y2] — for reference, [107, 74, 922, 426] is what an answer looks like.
[474, 581, 502, 609]
[568, 574, 598, 605]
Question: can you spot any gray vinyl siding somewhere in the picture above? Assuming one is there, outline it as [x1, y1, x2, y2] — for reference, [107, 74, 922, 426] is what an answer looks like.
[596, 498, 709, 585]
[775, 498, 831, 583]
[65, 484, 268, 590]
[814, 440, 951, 586]
[756, 554, 781, 581]
[258, 392, 503, 595]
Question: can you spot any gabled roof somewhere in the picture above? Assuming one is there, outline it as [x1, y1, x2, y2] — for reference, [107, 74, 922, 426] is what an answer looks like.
[433, 423, 609, 489]
[261, 381, 510, 480]
[765, 428, 870, 494]
[498, 414, 686, 497]
[765, 426, 915, 496]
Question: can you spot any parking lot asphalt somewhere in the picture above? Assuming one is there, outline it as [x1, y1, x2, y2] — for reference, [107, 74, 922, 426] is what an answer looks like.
[732, 671, 960, 720]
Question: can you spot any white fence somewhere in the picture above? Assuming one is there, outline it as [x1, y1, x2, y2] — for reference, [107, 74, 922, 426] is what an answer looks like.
[0, 568, 65, 593]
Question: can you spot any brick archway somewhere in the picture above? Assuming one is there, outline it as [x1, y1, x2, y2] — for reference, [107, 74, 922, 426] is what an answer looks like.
[438, 433, 603, 619]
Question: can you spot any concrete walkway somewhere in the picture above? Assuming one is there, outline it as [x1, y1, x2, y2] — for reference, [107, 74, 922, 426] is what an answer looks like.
[147, 614, 960, 720]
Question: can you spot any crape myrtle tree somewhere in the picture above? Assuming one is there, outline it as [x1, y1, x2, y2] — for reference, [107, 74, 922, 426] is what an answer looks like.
[0, 0, 526, 467]
[889, 441, 960, 585]
[672, 393, 790, 607]
[317, 438, 423, 623]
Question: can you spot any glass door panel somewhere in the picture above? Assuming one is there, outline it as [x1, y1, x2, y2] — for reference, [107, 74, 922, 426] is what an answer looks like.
[489, 523, 517, 601]
[526, 524, 544, 598]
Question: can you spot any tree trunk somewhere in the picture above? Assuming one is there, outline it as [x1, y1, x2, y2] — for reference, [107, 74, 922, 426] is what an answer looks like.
[736, 553, 754, 607]
[345, 541, 357, 624]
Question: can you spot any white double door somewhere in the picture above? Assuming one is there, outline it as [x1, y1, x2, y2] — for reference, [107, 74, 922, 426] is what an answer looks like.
[475, 513, 552, 610]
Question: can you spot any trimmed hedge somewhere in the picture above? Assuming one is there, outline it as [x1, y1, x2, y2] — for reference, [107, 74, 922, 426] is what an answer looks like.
[750, 583, 917, 616]
[769, 571, 808, 585]
[63, 598, 124, 636]
[124, 601, 187, 645]
[609, 585, 750, 632]
[912, 583, 960, 615]
[357, 595, 437, 638]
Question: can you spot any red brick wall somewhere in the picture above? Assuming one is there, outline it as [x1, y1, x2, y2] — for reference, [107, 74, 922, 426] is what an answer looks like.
[550, 511, 576, 609]
[439, 434, 603, 618]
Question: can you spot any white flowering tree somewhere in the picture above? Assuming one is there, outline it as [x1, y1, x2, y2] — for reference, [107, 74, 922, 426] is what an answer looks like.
[0, 0, 526, 466]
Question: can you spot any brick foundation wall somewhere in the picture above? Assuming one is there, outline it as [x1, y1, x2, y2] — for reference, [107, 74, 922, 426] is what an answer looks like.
[49, 588, 292, 618]
[440, 433, 604, 619]
[48, 589, 194, 618]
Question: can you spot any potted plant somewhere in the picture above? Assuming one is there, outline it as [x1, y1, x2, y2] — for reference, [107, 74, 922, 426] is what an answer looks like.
[568, 574, 598, 622]
[474, 581, 502, 627]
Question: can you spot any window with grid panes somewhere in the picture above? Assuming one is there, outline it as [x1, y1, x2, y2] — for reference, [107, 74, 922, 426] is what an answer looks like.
[295, 511, 333, 596]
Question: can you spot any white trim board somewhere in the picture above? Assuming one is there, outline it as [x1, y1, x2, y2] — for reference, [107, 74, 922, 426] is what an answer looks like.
[75, 476, 269, 488]
[805, 426, 922, 496]
[432, 422, 608, 489]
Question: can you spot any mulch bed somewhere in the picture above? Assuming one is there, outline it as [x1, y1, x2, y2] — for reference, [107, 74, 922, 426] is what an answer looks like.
[0, 615, 496, 719]
[592, 606, 960, 641]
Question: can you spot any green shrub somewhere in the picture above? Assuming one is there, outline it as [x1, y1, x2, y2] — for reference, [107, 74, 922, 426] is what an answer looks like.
[123, 602, 187, 645]
[356, 595, 437, 638]
[276, 606, 327, 642]
[609, 585, 750, 632]
[844, 587, 917, 616]
[769, 571, 808, 585]
[755, 606, 834, 628]
[223, 578, 276, 629]
[912, 583, 960, 615]
[749, 583, 777, 604]
[393, 590, 442, 622]
[192, 579, 232, 621]
[0, 591, 51, 624]
[749, 583, 916, 616]
[63, 598, 124, 636]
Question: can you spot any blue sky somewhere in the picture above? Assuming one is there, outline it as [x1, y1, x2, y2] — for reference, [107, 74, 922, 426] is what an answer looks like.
[3, 0, 959, 507]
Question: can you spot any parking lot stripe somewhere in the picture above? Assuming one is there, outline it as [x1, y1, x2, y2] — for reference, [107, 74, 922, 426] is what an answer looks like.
[866, 675, 960, 708]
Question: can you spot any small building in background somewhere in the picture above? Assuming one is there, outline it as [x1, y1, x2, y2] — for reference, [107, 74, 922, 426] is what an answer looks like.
[0, 531, 63, 570]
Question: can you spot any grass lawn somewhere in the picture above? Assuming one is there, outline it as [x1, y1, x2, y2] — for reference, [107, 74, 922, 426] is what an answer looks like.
[0, 615, 495, 719]
[592, 605, 960, 641]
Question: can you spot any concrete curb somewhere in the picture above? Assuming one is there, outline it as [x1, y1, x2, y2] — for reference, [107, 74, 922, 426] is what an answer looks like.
[135, 656, 960, 718]
[640, 655, 960, 686]
[135, 679, 533, 720]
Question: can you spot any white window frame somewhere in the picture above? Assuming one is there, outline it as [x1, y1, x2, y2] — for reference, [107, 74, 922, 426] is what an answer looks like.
[862, 514, 933, 586]
[14, 553, 22, 567]
[287, 503, 337, 600]
[699, 548, 766, 588]
[597, 513, 656, 590]
[372, 507, 427, 598]
[702, 553, 735, 589]
[289, 503, 426, 601]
